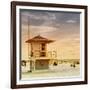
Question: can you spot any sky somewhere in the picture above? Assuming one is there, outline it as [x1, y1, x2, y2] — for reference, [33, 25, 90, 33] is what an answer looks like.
[20, 9, 80, 60]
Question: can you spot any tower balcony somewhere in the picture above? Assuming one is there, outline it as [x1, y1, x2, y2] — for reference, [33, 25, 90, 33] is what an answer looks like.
[30, 50, 57, 60]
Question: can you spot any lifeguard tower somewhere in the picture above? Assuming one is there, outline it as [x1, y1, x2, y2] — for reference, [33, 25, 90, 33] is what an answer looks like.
[25, 35, 56, 71]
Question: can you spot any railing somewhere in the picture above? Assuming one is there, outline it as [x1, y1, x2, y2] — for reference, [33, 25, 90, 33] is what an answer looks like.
[30, 50, 57, 59]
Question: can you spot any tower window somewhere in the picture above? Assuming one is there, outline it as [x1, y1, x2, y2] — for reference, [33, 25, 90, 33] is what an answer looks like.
[40, 52, 46, 57]
[41, 43, 45, 50]
[31, 52, 33, 57]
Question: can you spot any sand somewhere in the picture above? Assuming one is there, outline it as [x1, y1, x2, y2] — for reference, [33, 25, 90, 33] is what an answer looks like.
[21, 63, 80, 80]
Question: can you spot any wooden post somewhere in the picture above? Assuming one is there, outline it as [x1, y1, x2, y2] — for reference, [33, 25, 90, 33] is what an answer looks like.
[33, 60, 35, 71]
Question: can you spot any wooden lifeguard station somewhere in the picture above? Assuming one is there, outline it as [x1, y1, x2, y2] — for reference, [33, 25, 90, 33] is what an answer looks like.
[26, 35, 55, 71]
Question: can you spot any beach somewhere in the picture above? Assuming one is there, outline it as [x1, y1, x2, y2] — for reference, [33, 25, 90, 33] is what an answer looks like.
[21, 62, 80, 80]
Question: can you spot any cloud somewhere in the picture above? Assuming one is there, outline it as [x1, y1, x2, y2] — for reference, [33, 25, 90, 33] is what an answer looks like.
[66, 20, 77, 23]
[21, 10, 80, 29]
[22, 25, 57, 35]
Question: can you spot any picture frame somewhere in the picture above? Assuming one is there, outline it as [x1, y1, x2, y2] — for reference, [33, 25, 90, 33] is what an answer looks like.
[11, 1, 88, 89]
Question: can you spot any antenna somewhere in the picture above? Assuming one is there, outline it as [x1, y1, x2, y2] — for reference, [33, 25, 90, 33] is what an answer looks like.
[27, 16, 32, 72]
[27, 16, 30, 59]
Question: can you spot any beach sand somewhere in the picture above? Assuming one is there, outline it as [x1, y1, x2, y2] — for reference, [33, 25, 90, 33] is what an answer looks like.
[21, 63, 80, 80]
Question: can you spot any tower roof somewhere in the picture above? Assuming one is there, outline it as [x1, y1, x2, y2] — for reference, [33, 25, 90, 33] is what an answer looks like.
[25, 35, 54, 43]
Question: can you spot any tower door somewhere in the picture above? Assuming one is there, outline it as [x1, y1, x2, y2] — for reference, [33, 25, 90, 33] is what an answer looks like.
[35, 60, 49, 70]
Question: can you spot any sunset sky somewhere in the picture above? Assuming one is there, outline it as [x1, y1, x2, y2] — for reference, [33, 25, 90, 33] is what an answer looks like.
[20, 9, 80, 60]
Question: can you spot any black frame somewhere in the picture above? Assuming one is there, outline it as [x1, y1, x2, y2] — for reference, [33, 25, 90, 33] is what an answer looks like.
[11, 1, 88, 89]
